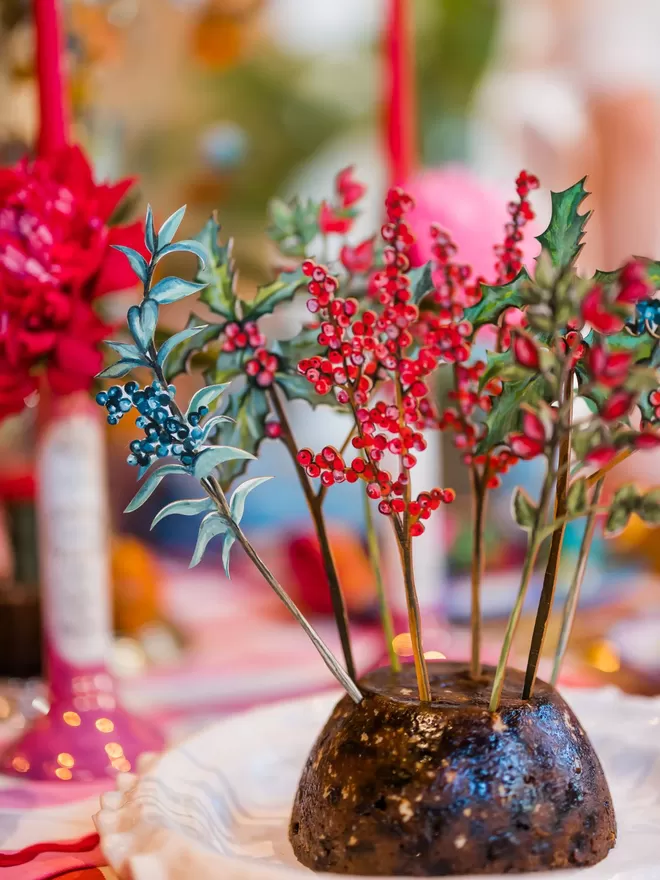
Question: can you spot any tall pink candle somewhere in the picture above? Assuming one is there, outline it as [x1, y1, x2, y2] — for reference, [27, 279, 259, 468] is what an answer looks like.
[34, 0, 69, 156]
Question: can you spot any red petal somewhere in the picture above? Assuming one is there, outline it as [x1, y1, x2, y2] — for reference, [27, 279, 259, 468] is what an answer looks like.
[509, 433, 543, 459]
[513, 334, 540, 369]
[585, 445, 617, 467]
[318, 201, 352, 235]
[600, 390, 634, 421]
[340, 237, 375, 274]
[522, 409, 545, 442]
[581, 287, 624, 334]
[335, 166, 366, 208]
[94, 177, 136, 222]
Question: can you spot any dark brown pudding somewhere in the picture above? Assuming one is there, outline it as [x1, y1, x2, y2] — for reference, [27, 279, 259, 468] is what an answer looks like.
[290, 663, 615, 875]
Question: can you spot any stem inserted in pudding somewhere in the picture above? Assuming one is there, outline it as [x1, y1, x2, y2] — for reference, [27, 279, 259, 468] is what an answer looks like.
[469, 465, 488, 679]
[269, 387, 356, 682]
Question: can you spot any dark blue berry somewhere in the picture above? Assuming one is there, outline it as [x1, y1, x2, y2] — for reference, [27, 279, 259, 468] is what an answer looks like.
[153, 409, 167, 424]
[144, 387, 155, 398]
[152, 380, 161, 391]
[137, 401, 150, 416]
[183, 439, 195, 452]
[181, 454, 194, 467]
[147, 398, 159, 411]
[142, 442, 155, 454]
[198, 406, 209, 417]
[156, 445, 169, 458]
[125, 381, 139, 395]
[108, 385, 122, 399]
[191, 427, 203, 440]
[133, 390, 145, 403]
[130, 440, 142, 454]
[127, 454, 138, 466]
[177, 427, 190, 439]
[95, 391, 108, 406]
[189, 413, 200, 427]
[136, 416, 148, 429]
[158, 393, 170, 406]
[168, 385, 176, 397]
[172, 443, 183, 455]
[107, 403, 118, 414]
[119, 399, 132, 413]
[165, 418, 179, 434]
[107, 415, 118, 425]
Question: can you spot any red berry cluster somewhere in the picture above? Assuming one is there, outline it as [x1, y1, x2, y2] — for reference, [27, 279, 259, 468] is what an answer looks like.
[296, 188, 456, 536]
[222, 320, 265, 353]
[245, 347, 279, 387]
[581, 260, 652, 335]
[296, 445, 454, 535]
[494, 170, 539, 284]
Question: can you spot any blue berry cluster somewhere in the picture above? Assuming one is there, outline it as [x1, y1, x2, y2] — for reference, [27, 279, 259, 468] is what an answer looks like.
[629, 299, 660, 336]
[95, 381, 209, 470]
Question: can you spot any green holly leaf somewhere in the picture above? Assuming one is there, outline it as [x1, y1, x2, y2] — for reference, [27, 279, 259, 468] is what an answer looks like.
[465, 268, 530, 331]
[512, 487, 537, 530]
[204, 347, 247, 386]
[536, 178, 591, 269]
[215, 386, 270, 488]
[268, 197, 319, 257]
[476, 373, 549, 455]
[409, 262, 434, 305]
[275, 372, 343, 410]
[639, 488, 660, 525]
[196, 215, 238, 320]
[242, 267, 307, 321]
[604, 484, 640, 536]
[566, 478, 588, 516]
[163, 314, 225, 382]
[277, 326, 323, 366]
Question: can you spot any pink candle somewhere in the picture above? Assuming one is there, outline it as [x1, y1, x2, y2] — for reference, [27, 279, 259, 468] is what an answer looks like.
[34, 0, 69, 155]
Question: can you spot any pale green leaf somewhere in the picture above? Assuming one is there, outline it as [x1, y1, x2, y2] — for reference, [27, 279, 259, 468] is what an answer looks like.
[192, 446, 256, 479]
[157, 206, 186, 248]
[125, 464, 189, 513]
[229, 476, 273, 524]
[150, 496, 215, 530]
[189, 512, 231, 568]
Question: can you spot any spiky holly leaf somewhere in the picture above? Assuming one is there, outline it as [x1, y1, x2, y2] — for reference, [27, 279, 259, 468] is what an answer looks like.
[242, 267, 307, 321]
[476, 372, 550, 455]
[465, 268, 530, 331]
[196, 215, 238, 320]
[409, 262, 434, 305]
[592, 258, 660, 289]
[536, 178, 591, 269]
[582, 327, 656, 363]
[275, 372, 343, 410]
[268, 197, 319, 257]
[214, 386, 270, 489]
[276, 326, 323, 366]
[163, 314, 225, 382]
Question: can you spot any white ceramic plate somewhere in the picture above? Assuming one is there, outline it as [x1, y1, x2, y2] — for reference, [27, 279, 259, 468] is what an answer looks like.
[95, 687, 660, 879]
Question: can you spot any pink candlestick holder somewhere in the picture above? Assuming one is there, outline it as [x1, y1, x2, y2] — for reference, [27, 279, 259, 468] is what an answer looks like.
[0, 395, 163, 781]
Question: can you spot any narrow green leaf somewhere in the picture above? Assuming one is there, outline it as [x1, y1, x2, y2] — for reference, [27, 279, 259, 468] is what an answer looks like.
[187, 383, 230, 416]
[139, 300, 159, 349]
[149, 277, 207, 305]
[512, 486, 537, 530]
[535, 178, 591, 268]
[189, 512, 230, 568]
[157, 325, 208, 368]
[199, 414, 235, 444]
[112, 246, 148, 284]
[566, 478, 588, 516]
[229, 476, 273, 524]
[125, 464, 189, 513]
[242, 267, 307, 321]
[157, 206, 186, 248]
[97, 358, 145, 379]
[409, 262, 434, 305]
[105, 341, 144, 361]
[145, 204, 156, 254]
[192, 445, 256, 479]
[221, 532, 236, 577]
[156, 240, 207, 267]
[465, 268, 530, 330]
[151, 496, 215, 529]
[639, 488, 660, 525]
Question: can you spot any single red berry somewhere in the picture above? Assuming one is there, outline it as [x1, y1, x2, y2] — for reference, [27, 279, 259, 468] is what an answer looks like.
[265, 421, 282, 439]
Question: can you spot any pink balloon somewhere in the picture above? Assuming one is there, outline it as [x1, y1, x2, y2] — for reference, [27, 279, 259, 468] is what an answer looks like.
[405, 165, 540, 279]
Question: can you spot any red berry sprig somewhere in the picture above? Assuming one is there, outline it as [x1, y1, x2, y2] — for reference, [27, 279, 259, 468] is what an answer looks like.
[222, 321, 266, 353]
[494, 170, 539, 284]
[245, 347, 279, 388]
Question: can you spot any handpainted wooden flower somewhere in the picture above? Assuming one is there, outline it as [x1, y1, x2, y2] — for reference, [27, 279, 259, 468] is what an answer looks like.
[0, 145, 143, 416]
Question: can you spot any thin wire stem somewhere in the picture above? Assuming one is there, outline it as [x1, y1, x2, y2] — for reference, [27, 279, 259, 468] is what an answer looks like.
[364, 491, 400, 672]
[469, 465, 487, 680]
[550, 478, 605, 686]
[489, 464, 555, 712]
[268, 387, 356, 681]
[522, 374, 573, 699]
[204, 476, 362, 703]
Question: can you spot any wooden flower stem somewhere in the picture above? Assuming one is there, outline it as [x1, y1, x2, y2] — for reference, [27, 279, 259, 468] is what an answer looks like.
[550, 477, 605, 686]
[522, 376, 573, 700]
[268, 386, 356, 682]
[363, 490, 400, 673]
[469, 465, 488, 680]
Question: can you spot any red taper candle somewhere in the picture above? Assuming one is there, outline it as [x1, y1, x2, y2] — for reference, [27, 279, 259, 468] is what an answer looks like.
[384, 0, 417, 188]
[34, 0, 69, 156]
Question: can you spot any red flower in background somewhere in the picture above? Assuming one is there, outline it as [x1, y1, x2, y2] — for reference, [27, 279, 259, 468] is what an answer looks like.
[0, 145, 143, 419]
[336, 166, 366, 209]
[340, 237, 375, 274]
